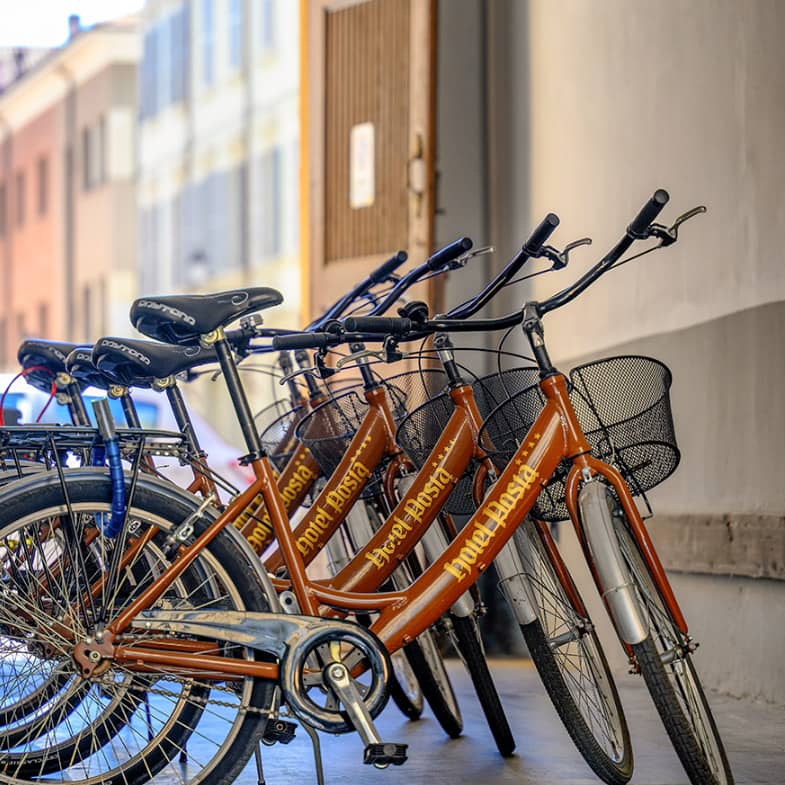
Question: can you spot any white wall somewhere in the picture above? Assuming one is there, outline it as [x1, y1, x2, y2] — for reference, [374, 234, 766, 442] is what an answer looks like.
[489, 0, 785, 363]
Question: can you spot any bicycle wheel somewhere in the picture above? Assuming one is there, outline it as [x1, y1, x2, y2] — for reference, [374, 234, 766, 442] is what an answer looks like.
[402, 628, 463, 738]
[388, 650, 424, 720]
[608, 493, 734, 785]
[358, 493, 463, 736]
[326, 504, 424, 721]
[511, 518, 633, 785]
[0, 469, 277, 785]
[449, 613, 515, 756]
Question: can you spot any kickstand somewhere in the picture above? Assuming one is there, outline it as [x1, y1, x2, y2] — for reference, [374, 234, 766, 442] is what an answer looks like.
[254, 743, 266, 785]
[301, 721, 326, 785]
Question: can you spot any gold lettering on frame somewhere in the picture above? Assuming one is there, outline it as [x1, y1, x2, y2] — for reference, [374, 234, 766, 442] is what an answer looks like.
[444, 463, 539, 581]
[295, 435, 373, 556]
[235, 450, 319, 552]
[364, 440, 459, 570]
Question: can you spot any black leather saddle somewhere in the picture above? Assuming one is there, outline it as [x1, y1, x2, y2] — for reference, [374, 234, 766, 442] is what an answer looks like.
[93, 337, 218, 388]
[18, 339, 81, 393]
[130, 287, 283, 346]
[66, 347, 114, 391]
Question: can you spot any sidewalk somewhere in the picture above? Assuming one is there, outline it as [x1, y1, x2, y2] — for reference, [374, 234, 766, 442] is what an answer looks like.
[240, 659, 785, 785]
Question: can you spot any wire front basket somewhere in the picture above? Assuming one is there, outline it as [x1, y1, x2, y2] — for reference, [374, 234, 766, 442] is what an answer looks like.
[479, 355, 680, 521]
[295, 369, 448, 496]
[396, 366, 540, 514]
[256, 399, 308, 472]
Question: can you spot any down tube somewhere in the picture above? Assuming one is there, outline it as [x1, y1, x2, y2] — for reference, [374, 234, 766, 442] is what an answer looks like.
[328, 406, 477, 593]
[264, 409, 389, 572]
[371, 403, 565, 654]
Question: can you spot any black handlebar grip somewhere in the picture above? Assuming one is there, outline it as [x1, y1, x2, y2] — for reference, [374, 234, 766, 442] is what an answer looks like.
[271, 333, 335, 350]
[425, 237, 473, 271]
[522, 213, 560, 255]
[627, 189, 670, 238]
[343, 316, 413, 335]
[370, 250, 408, 283]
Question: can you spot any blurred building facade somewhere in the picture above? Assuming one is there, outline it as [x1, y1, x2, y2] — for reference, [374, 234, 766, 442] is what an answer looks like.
[137, 0, 300, 437]
[0, 19, 139, 367]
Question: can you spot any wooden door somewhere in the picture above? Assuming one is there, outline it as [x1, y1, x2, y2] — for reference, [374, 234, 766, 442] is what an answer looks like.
[300, 0, 436, 323]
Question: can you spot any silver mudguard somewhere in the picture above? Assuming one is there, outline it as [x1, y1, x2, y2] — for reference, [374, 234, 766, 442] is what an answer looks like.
[578, 480, 648, 645]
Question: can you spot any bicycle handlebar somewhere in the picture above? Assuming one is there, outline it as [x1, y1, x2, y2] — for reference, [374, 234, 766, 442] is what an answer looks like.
[370, 237, 473, 315]
[425, 237, 473, 271]
[342, 316, 414, 335]
[267, 190, 683, 352]
[446, 213, 560, 319]
[627, 188, 669, 238]
[537, 188, 669, 316]
[308, 249, 408, 330]
[271, 332, 342, 350]
[370, 250, 408, 283]
[522, 212, 561, 255]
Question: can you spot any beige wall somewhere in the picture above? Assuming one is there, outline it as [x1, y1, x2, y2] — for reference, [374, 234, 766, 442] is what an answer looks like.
[490, 0, 785, 360]
[471, 0, 785, 699]
[481, 0, 785, 518]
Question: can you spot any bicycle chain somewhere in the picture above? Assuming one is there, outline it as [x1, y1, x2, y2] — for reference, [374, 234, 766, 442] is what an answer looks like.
[110, 634, 276, 716]
[121, 669, 274, 716]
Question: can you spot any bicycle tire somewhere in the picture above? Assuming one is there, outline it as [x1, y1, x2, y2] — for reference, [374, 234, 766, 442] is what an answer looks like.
[610, 495, 734, 785]
[450, 613, 515, 756]
[511, 519, 633, 785]
[403, 628, 463, 737]
[0, 468, 277, 785]
[388, 651, 424, 720]
[359, 493, 462, 736]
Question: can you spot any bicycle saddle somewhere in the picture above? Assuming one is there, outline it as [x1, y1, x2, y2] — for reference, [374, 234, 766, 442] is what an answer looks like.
[93, 337, 218, 388]
[65, 347, 115, 391]
[129, 287, 283, 346]
[18, 339, 81, 393]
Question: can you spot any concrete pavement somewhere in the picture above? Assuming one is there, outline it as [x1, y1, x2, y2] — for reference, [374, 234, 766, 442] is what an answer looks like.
[238, 659, 784, 785]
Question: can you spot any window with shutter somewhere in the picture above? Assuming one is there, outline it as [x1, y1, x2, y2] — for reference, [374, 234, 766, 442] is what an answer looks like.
[201, 0, 214, 85]
[261, 0, 276, 52]
[230, 0, 243, 69]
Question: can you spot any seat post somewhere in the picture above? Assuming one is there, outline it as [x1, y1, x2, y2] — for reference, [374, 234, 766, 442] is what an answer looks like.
[163, 381, 205, 456]
[58, 374, 90, 427]
[213, 336, 263, 458]
[117, 389, 142, 428]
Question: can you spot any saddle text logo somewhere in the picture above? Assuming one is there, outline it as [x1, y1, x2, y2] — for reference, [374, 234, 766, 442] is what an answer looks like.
[137, 300, 197, 326]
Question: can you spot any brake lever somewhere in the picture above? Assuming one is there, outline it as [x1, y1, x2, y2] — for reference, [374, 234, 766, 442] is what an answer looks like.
[648, 205, 706, 246]
[334, 338, 409, 369]
[335, 348, 385, 369]
[450, 245, 495, 269]
[540, 237, 592, 270]
[278, 367, 317, 385]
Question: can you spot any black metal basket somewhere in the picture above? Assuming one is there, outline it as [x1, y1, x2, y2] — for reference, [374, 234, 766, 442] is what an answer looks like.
[395, 366, 540, 514]
[256, 399, 308, 472]
[294, 369, 448, 496]
[479, 355, 680, 521]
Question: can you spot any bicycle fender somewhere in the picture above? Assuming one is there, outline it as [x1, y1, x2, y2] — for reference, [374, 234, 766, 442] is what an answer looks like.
[578, 481, 648, 645]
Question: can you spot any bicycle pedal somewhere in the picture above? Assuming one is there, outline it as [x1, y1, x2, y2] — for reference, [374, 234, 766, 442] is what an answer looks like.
[262, 719, 297, 745]
[363, 742, 408, 767]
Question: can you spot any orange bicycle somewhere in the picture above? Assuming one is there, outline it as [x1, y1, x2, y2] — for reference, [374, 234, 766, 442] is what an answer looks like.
[0, 190, 728, 785]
